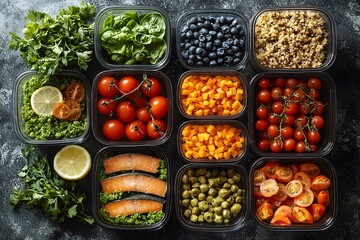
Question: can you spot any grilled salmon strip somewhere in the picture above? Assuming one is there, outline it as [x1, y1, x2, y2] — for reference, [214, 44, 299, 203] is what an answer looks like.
[103, 198, 164, 217]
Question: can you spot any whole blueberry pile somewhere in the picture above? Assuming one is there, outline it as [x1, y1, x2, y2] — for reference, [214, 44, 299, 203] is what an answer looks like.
[179, 15, 246, 67]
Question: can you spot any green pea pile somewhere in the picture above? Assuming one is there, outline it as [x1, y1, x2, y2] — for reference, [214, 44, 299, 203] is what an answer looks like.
[180, 167, 244, 224]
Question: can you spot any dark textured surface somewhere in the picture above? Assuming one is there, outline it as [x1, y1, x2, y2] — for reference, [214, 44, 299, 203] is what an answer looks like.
[1, 0, 359, 239]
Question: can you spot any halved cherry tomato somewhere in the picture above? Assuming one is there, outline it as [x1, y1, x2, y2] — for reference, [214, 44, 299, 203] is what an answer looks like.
[147, 119, 166, 139]
[256, 202, 274, 221]
[282, 197, 296, 208]
[275, 167, 293, 183]
[270, 213, 292, 226]
[262, 163, 280, 179]
[260, 179, 279, 197]
[299, 163, 321, 178]
[254, 169, 267, 186]
[286, 180, 304, 198]
[272, 183, 288, 202]
[97, 98, 117, 115]
[97, 76, 119, 98]
[310, 203, 326, 221]
[294, 172, 312, 188]
[141, 77, 162, 97]
[274, 205, 294, 222]
[149, 95, 168, 119]
[65, 82, 85, 102]
[64, 100, 81, 121]
[53, 102, 71, 119]
[102, 119, 125, 141]
[256, 197, 270, 208]
[269, 198, 283, 207]
[254, 186, 264, 197]
[292, 206, 313, 224]
[286, 164, 299, 176]
[311, 175, 331, 191]
[317, 189, 330, 206]
[125, 120, 147, 141]
[294, 187, 314, 207]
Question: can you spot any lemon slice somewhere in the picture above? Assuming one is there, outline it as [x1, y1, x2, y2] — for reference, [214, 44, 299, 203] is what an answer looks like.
[54, 145, 92, 181]
[30, 86, 63, 116]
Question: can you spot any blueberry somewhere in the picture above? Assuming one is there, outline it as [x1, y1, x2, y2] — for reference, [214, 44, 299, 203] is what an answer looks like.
[213, 39, 222, 46]
[190, 24, 197, 31]
[209, 30, 217, 37]
[221, 25, 230, 34]
[225, 49, 234, 56]
[195, 47, 203, 55]
[224, 56, 233, 63]
[209, 60, 217, 66]
[231, 45, 240, 52]
[204, 20, 211, 29]
[189, 46, 196, 54]
[196, 61, 204, 66]
[205, 41, 213, 50]
[180, 32, 186, 39]
[212, 23, 220, 30]
[189, 54, 196, 60]
[186, 30, 194, 39]
[187, 59, 195, 66]
[196, 55, 203, 60]
[208, 52, 217, 59]
[203, 57, 210, 64]
[180, 43, 185, 49]
[219, 16, 226, 24]
[185, 42, 192, 49]
[236, 24, 243, 31]
[227, 38, 234, 45]
[226, 16, 234, 23]
[199, 41, 206, 48]
[181, 50, 189, 59]
[199, 16, 206, 23]
[234, 51, 243, 58]
[182, 25, 189, 32]
[231, 19, 239, 27]
[233, 57, 241, 64]
[211, 46, 217, 51]
[205, 34, 213, 42]
[197, 22, 204, 29]
[224, 33, 232, 39]
[217, 58, 224, 65]
[190, 17, 197, 24]
[230, 27, 238, 35]
[238, 39, 245, 47]
[193, 39, 200, 46]
[222, 42, 230, 49]
[216, 32, 224, 40]
[216, 47, 225, 56]
[233, 38, 240, 46]
[207, 16, 216, 23]
[199, 28, 209, 35]
[193, 31, 200, 39]
[199, 35, 206, 42]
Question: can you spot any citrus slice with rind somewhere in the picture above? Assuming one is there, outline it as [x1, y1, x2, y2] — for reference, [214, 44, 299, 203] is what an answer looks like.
[30, 86, 63, 116]
[53, 145, 92, 181]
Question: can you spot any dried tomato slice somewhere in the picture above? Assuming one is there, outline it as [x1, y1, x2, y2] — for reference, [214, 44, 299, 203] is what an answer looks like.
[64, 100, 81, 121]
[53, 102, 71, 119]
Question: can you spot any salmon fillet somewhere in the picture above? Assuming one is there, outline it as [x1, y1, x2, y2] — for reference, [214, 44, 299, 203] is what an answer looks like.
[101, 173, 167, 197]
[103, 199, 163, 217]
[103, 153, 161, 174]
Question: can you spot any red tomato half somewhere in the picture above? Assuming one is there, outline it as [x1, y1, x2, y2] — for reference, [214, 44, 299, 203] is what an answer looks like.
[311, 203, 326, 221]
[270, 213, 292, 226]
[256, 202, 274, 221]
[254, 169, 267, 186]
[299, 163, 321, 179]
[272, 183, 288, 202]
[317, 189, 330, 206]
[66, 82, 85, 102]
[260, 179, 279, 197]
[286, 180, 304, 198]
[292, 206, 313, 224]
[311, 175, 331, 191]
[294, 187, 314, 207]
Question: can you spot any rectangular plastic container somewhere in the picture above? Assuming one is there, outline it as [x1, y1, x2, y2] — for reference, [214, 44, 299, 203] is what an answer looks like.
[177, 70, 247, 119]
[177, 120, 248, 163]
[92, 70, 173, 146]
[250, 7, 337, 72]
[92, 146, 171, 230]
[174, 163, 248, 232]
[94, 6, 171, 70]
[13, 70, 91, 145]
[176, 9, 249, 70]
[249, 157, 337, 231]
[248, 72, 336, 157]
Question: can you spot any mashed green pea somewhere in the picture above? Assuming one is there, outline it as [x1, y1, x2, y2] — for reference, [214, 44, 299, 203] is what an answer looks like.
[22, 75, 87, 140]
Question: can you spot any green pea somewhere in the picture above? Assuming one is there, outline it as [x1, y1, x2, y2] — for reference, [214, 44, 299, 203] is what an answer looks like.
[212, 196, 224, 207]
[198, 168, 207, 176]
[206, 195, 214, 203]
[205, 170, 212, 178]
[231, 184, 239, 193]
[198, 201, 209, 211]
[212, 169, 219, 177]
[227, 178, 235, 185]
[190, 214, 198, 222]
[198, 214, 204, 223]
[219, 176, 228, 184]
[218, 189, 230, 198]
[187, 169, 195, 177]
[227, 169, 236, 178]
[182, 199, 190, 207]
[222, 209, 231, 219]
[192, 182, 200, 188]
[230, 203, 242, 215]
[190, 176, 198, 184]
[198, 192, 206, 201]
[235, 196, 242, 203]
[204, 212, 214, 223]
[192, 207, 200, 215]
[182, 190, 191, 199]
[208, 206, 214, 213]
[214, 214, 223, 224]
[200, 183, 209, 193]
[226, 196, 234, 205]
[224, 218, 230, 224]
[198, 176, 207, 184]
[208, 178, 219, 187]
[232, 173, 241, 183]
[219, 170, 227, 177]
[208, 188, 218, 197]
[221, 201, 229, 209]
[195, 169, 201, 177]
[183, 184, 191, 190]
[184, 209, 191, 218]
[190, 198, 198, 207]
[214, 206, 222, 215]
[182, 174, 189, 184]
[223, 183, 231, 189]
[191, 188, 200, 197]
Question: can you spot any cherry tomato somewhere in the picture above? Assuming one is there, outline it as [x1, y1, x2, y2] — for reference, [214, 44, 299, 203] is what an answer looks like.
[269, 198, 282, 207]
[271, 87, 283, 101]
[256, 105, 269, 119]
[292, 89, 306, 102]
[258, 139, 271, 152]
[97, 76, 119, 98]
[258, 89, 272, 103]
[294, 115, 308, 128]
[255, 119, 269, 132]
[309, 144, 319, 152]
[281, 126, 294, 139]
[283, 138, 296, 152]
[311, 203, 326, 221]
[136, 107, 152, 123]
[307, 77, 322, 90]
[116, 101, 136, 123]
[312, 100, 325, 115]
[271, 138, 283, 153]
[270, 213, 292, 226]
[295, 141, 306, 153]
[97, 98, 117, 115]
[102, 119, 125, 141]
[272, 183, 288, 202]
[309, 88, 320, 100]
[256, 197, 269, 208]
[294, 172, 312, 188]
[256, 202, 274, 221]
[125, 120, 147, 141]
[267, 113, 280, 125]
[275, 77, 286, 88]
[149, 95, 168, 119]
[65, 82, 85, 102]
[286, 164, 299, 176]
[260, 179, 280, 197]
[53, 102, 71, 119]
[286, 78, 298, 89]
[286, 180, 304, 198]
[294, 129, 306, 141]
[299, 102, 312, 115]
[317, 189, 330, 206]
[272, 101, 284, 114]
[254, 169, 267, 186]
[297, 80, 307, 89]
[267, 124, 280, 138]
[310, 115, 325, 130]
[262, 163, 280, 179]
[147, 119, 167, 139]
[311, 175, 331, 191]
[132, 96, 148, 109]
[283, 87, 294, 99]
[64, 100, 81, 121]
[258, 78, 271, 89]
[284, 102, 298, 115]
[299, 163, 321, 178]
[283, 115, 295, 126]
[307, 130, 321, 144]
[141, 77, 162, 97]
[118, 76, 139, 98]
[275, 167, 294, 183]
[274, 205, 294, 222]
[292, 206, 313, 224]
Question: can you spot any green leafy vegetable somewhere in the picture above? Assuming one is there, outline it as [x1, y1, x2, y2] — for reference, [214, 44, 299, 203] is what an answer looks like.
[9, 146, 94, 224]
[100, 12, 167, 65]
[9, 2, 95, 75]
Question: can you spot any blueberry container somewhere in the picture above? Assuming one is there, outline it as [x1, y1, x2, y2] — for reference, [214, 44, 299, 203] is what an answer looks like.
[176, 9, 249, 70]
[92, 70, 173, 146]
[94, 6, 171, 70]
[175, 163, 248, 232]
[178, 120, 248, 163]
[249, 157, 337, 231]
[13, 70, 91, 145]
[248, 72, 336, 157]
[177, 70, 247, 119]
[92, 146, 171, 230]
[250, 7, 337, 72]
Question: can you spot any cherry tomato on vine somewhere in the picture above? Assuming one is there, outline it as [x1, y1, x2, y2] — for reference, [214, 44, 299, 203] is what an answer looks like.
[281, 126, 294, 139]
[141, 77, 162, 97]
[285, 102, 298, 115]
[147, 119, 167, 139]
[258, 78, 271, 89]
[307, 77, 322, 90]
[258, 139, 271, 151]
[102, 119, 125, 141]
[271, 87, 283, 101]
[309, 88, 321, 100]
[272, 101, 284, 114]
[125, 120, 147, 141]
[275, 77, 286, 88]
[97, 98, 117, 115]
[149, 95, 168, 119]
[258, 89, 272, 103]
[267, 124, 280, 138]
[255, 119, 269, 132]
[116, 101, 136, 123]
[283, 138, 296, 152]
[136, 107, 152, 123]
[294, 115, 308, 128]
[132, 96, 147, 109]
[307, 130, 321, 144]
[271, 138, 283, 153]
[310, 115, 325, 130]
[97, 76, 119, 98]
[294, 129, 306, 141]
[267, 113, 280, 125]
[295, 141, 306, 153]
[118, 75, 139, 99]
[283, 87, 294, 98]
[286, 78, 298, 89]
[256, 105, 269, 119]
[292, 89, 306, 102]
[312, 100, 325, 115]
[283, 115, 295, 126]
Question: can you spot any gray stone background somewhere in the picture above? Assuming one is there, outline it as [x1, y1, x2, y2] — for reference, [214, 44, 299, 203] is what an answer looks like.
[1, 0, 359, 239]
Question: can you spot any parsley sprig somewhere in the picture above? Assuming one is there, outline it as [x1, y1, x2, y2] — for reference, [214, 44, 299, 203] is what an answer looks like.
[9, 2, 95, 76]
[9, 146, 94, 224]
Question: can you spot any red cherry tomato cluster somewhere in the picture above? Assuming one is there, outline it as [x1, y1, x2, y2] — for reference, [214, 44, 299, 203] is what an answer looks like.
[255, 77, 326, 153]
[97, 74, 168, 141]
[254, 162, 331, 226]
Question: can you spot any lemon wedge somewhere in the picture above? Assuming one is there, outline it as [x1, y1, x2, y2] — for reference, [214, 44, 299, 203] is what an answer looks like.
[54, 145, 92, 181]
[30, 86, 63, 116]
